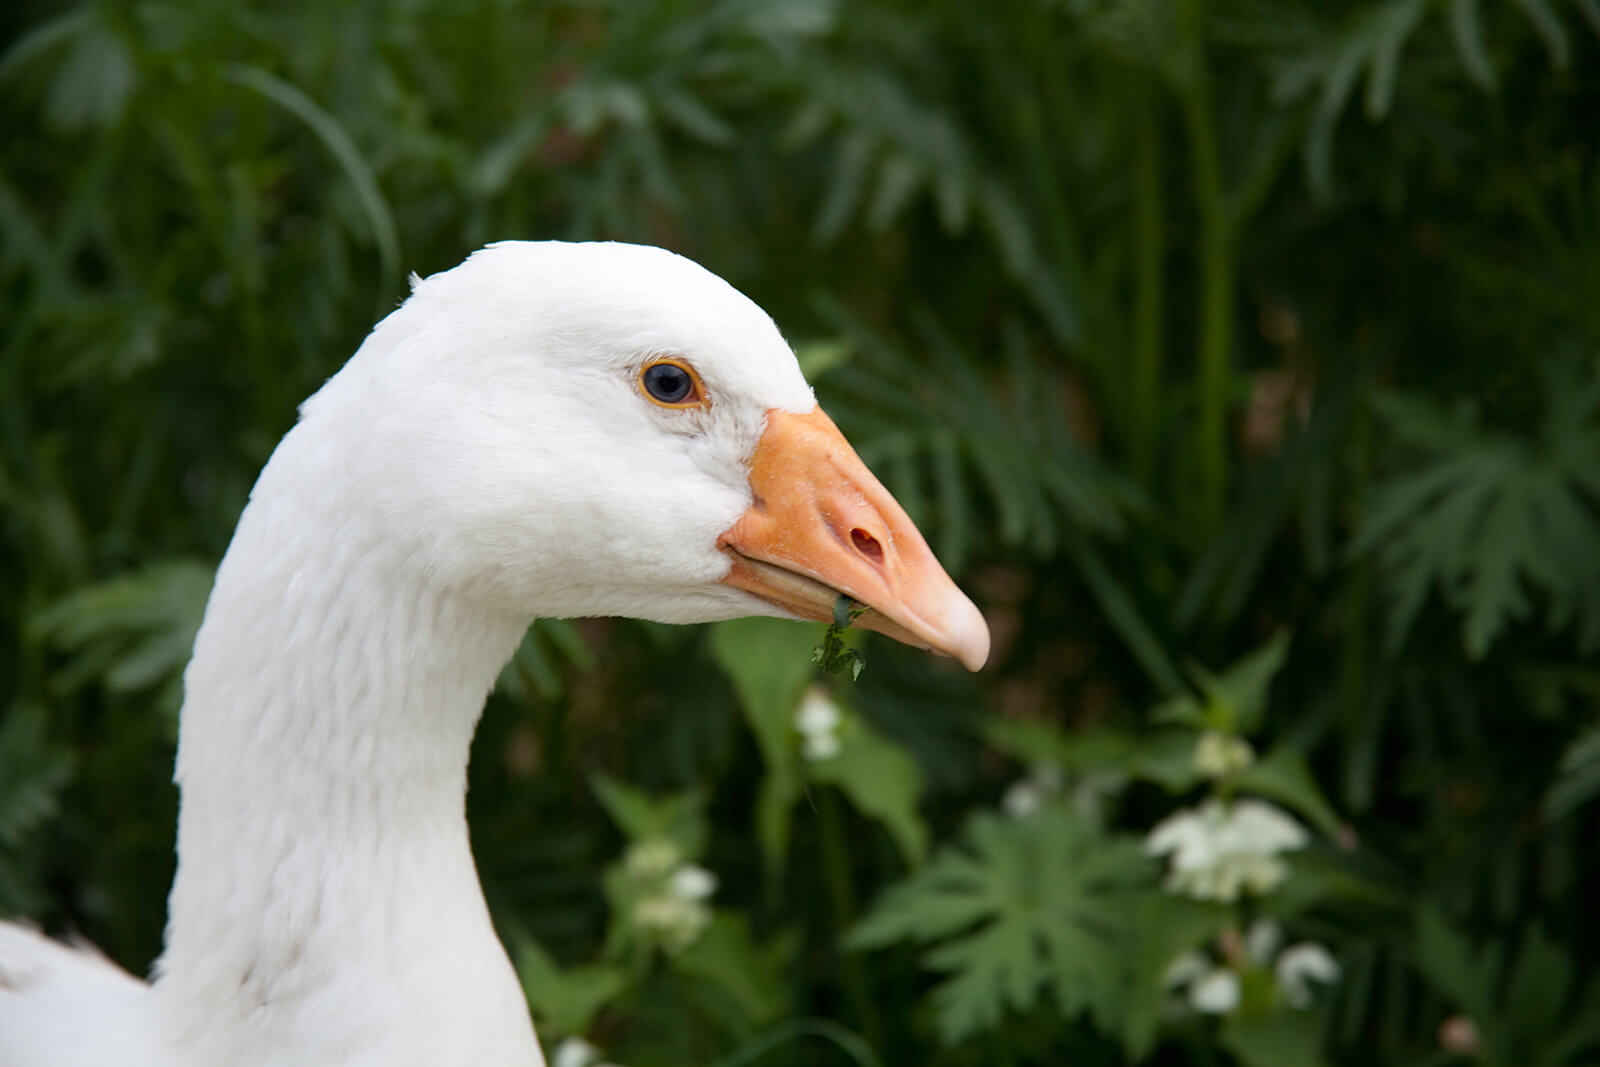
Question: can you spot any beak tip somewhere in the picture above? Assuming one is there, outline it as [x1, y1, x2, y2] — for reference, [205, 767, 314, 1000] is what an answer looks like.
[940, 593, 991, 672]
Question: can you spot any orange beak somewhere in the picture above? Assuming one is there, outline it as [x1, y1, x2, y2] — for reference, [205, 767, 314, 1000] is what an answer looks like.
[718, 406, 990, 671]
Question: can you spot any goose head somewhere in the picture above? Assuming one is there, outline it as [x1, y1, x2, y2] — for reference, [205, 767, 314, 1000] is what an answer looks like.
[287, 240, 988, 670]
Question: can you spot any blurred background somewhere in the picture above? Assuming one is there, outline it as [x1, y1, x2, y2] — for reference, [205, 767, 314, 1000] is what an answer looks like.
[2, 1, 1598, 1065]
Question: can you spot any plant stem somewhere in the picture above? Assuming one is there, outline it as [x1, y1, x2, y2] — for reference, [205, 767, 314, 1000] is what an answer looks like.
[1340, 391, 1376, 811]
[1129, 75, 1166, 488]
[817, 787, 882, 1051]
[1177, 2, 1235, 534]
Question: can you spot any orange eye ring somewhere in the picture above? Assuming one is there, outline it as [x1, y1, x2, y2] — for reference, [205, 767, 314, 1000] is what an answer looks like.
[638, 358, 708, 409]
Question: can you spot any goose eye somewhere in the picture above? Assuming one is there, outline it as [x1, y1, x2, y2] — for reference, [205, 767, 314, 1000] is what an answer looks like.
[639, 359, 704, 408]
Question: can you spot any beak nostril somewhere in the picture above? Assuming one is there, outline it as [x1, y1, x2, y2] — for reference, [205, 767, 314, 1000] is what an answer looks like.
[851, 528, 884, 564]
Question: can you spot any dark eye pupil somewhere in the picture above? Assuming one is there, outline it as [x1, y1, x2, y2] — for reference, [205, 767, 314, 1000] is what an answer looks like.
[644, 363, 694, 403]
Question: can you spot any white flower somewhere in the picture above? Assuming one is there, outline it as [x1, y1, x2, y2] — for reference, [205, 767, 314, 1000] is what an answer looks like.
[1002, 761, 1066, 819]
[669, 864, 717, 902]
[1162, 950, 1211, 990]
[802, 731, 841, 761]
[1245, 918, 1284, 964]
[1228, 800, 1309, 853]
[1275, 942, 1340, 1008]
[1144, 798, 1309, 902]
[795, 688, 841, 735]
[1193, 731, 1255, 778]
[1002, 780, 1043, 818]
[624, 838, 681, 879]
[794, 688, 843, 761]
[551, 1037, 600, 1067]
[1189, 967, 1241, 1014]
[632, 892, 710, 953]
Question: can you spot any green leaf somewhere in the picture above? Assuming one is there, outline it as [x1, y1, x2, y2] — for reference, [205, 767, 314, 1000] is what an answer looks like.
[672, 914, 791, 1029]
[1120, 892, 1231, 1058]
[659, 89, 734, 145]
[712, 617, 818, 766]
[0, 704, 74, 849]
[1263, 0, 1428, 197]
[1221, 1010, 1330, 1067]
[808, 713, 927, 865]
[1412, 911, 1600, 1063]
[495, 619, 593, 704]
[1154, 632, 1290, 735]
[1202, 632, 1291, 735]
[1262, 850, 1406, 921]
[1129, 730, 1208, 793]
[754, 766, 805, 885]
[710, 1018, 883, 1067]
[30, 559, 214, 732]
[1412, 907, 1495, 1020]
[224, 63, 400, 300]
[1503, 924, 1570, 1045]
[589, 774, 707, 859]
[1447, 0, 1498, 90]
[812, 596, 867, 679]
[1353, 368, 1600, 658]
[849, 809, 1153, 1044]
[513, 935, 629, 1038]
[710, 617, 820, 871]
[39, 15, 137, 134]
[793, 339, 852, 380]
[1513, 0, 1572, 69]
[1544, 723, 1600, 821]
[1067, 537, 1185, 697]
[1234, 746, 1343, 839]
[983, 720, 1138, 776]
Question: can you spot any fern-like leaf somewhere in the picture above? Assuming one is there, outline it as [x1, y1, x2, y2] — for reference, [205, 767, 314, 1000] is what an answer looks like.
[0, 704, 73, 849]
[849, 808, 1152, 1044]
[1352, 362, 1600, 658]
[28, 559, 215, 730]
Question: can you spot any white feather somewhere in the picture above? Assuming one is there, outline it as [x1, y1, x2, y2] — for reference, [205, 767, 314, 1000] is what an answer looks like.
[0, 242, 820, 1066]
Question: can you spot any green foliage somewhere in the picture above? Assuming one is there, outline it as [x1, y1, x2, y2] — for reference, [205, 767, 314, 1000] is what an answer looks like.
[0, 706, 73, 913]
[850, 808, 1152, 1045]
[812, 595, 867, 679]
[1352, 361, 1600, 658]
[1220, 1009, 1329, 1067]
[804, 700, 927, 865]
[1543, 722, 1600, 822]
[710, 617, 927, 869]
[515, 936, 630, 1039]
[1120, 893, 1235, 1058]
[1155, 632, 1290, 736]
[496, 619, 596, 706]
[1414, 909, 1600, 1066]
[29, 560, 214, 732]
[515, 777, 800, 1063]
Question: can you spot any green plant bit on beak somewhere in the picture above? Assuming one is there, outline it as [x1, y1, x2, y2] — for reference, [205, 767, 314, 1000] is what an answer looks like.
[812, 595, 867, 680]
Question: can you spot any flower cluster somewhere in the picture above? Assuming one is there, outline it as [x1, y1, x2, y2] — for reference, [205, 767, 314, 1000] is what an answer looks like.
[1164, 919, 1340, 1015]
[1144, 797, 1308, 902]
[622, 837, 717, 953]
[793, 687, 843, 761]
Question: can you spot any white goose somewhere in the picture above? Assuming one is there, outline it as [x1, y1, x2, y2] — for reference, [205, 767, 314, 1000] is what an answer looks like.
[0, 241, 988, 1067]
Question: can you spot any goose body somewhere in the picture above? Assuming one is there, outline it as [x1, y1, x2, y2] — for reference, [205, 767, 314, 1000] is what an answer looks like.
[0, 241, 987, 1066]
